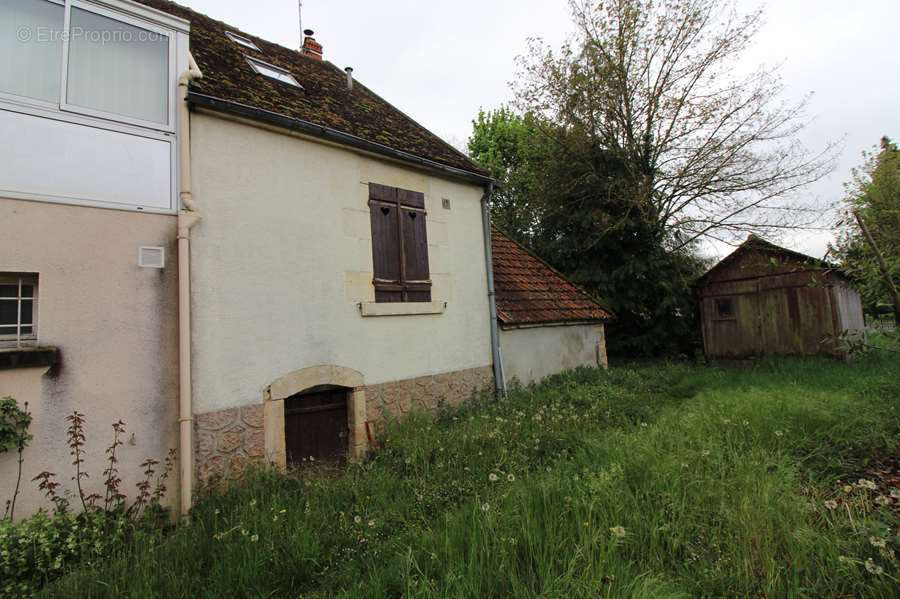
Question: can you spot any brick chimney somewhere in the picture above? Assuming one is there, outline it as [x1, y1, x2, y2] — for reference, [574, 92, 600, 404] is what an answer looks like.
[301, 29, 322, 61]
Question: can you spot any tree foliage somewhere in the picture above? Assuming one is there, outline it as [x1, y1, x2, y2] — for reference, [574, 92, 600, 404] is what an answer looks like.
[830, 137, 900, 320]
[514, 0, 836, 251]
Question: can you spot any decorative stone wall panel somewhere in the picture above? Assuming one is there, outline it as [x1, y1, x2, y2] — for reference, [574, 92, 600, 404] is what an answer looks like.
[195, 404, 265, 482]
[365, 365, 493, 423]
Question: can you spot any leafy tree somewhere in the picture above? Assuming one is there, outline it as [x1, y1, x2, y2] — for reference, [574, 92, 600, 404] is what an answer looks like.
[513, 0, 836, 251]
[831, 137, 900, 322]
[467, 0, 836, 357]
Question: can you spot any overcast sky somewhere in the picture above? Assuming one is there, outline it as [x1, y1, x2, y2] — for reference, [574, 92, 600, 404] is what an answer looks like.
[177, 0, 898, 258]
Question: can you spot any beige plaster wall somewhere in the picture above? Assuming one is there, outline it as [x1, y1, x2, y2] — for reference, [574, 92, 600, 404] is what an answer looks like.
[500, 323, 607, 387]
[0, 199, 178, 519]
[188, 113, 493, 414]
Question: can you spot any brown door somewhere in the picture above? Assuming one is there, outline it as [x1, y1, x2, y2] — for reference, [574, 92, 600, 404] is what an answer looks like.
[284, 388, 348, 466]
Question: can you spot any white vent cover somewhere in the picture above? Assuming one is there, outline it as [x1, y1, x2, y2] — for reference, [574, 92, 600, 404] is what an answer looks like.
[138, 246, 165, 268]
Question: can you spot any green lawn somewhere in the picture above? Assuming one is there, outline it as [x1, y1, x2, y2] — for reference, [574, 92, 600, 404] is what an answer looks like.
[42, 346, 899, 598]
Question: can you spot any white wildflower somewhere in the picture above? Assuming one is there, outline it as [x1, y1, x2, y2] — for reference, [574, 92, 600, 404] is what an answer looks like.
[609, 526, 626, 538]
[856, 479, 877, 490]
[864, 558, 884, 575]
[891, 489, 900, 499]
[870, 536, 887, 549]
[701, 450, 711, 457]
[507, 474, 515, 482]
[775, 430, 783, 437]
[481, 503, 490, 512]
[875, 495, 892, 506]
[843, 485, 854, 493]
[489, 473, 499, 482]
[742, 420, 749, 426]
[250, 534, 259, 542]
[249, 499, 257, 507]
[354, 515, 362, 524]
[824, 500, 838, 510]
[368, 520, 375, 527]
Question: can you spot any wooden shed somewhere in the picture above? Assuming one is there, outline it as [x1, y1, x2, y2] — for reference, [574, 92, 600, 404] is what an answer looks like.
[697, 235, 865, 359]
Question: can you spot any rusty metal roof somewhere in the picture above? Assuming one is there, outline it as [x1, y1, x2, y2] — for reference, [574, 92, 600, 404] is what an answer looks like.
[492, 227, 610, 326]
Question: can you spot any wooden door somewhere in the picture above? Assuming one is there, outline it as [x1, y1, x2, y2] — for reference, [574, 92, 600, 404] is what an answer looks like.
[284, 388, 348, 466]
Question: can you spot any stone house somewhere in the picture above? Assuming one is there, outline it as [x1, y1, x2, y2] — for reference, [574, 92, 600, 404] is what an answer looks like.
[1, 0, 609, 518]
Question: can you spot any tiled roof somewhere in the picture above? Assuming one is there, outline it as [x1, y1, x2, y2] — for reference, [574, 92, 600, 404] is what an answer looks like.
[135, 0, 487, 177]
[491, 227, 610, 326]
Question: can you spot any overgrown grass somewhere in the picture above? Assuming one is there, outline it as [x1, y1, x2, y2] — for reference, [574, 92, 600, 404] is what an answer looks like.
[41, 346, 899, 598]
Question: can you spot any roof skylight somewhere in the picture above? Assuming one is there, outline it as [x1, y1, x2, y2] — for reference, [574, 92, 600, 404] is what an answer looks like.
[246, 57, 302, 88]
[225, 31, 260, 52]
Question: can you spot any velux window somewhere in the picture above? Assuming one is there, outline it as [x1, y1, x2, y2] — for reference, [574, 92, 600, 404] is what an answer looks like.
[0, 0, 175, 130]
[246, 57, 302, 88]
[0, 274, 38, 347]
[368, 183, 431, 303]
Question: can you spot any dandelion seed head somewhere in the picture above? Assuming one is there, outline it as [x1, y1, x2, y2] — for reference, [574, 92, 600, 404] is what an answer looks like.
[824, 500, 838, 510]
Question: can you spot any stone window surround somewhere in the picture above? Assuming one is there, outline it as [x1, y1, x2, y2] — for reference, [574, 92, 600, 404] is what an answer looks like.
[262, 365, 368, 468]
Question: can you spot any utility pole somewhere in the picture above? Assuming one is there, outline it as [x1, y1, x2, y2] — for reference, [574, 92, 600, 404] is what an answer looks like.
[853, 209, 900, 325]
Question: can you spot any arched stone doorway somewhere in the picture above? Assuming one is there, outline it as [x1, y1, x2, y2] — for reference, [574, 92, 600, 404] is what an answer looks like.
[263, 365, 367, 468]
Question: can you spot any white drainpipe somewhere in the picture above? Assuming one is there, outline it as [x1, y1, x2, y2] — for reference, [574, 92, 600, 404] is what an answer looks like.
[177, 53, 202, 516]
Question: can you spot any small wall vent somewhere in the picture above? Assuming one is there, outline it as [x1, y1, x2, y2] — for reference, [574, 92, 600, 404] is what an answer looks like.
[138, 246, 165, 269]
[442, 198, 451, 210]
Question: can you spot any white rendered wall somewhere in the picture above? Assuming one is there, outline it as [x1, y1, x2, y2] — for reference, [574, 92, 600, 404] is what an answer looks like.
[0, 200, 179, 519]
[189, 112, 493, 414]
[500, 323, 606, 387]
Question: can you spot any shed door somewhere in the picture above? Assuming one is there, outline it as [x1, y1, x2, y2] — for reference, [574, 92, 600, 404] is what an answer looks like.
[284, 388, 348, 465]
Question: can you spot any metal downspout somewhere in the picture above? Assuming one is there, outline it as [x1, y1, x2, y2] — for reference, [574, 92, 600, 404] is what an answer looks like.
[481, 183, 506, 398]
[177, 53, 202, 516]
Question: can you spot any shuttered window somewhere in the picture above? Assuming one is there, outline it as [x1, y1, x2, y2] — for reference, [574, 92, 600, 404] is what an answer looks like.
[368, 183, 431, 303]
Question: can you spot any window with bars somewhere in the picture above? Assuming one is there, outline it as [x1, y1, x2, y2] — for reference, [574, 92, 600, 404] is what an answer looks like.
[0, 274, 38, 346]
[368, 183, 431, 303]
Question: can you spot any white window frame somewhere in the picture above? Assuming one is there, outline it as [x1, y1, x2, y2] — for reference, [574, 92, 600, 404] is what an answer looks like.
[0, 0, 66, 111]
[0, 274, 39, 348]
[246, 56, 302, 88]
[0, 0, 190, 214]
[225, 31, 260, 52]
[60, 0, 178, 132]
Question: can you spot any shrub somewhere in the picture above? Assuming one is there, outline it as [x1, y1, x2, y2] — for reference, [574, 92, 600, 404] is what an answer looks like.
[0, 510, 137, 597]
[0, 410, 176, 596]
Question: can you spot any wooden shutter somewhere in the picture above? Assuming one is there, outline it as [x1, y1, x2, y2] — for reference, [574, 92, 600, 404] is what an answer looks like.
[368, 183, 431, 303]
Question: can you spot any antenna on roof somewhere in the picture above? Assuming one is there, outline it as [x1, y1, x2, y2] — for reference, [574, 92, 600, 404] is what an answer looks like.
[297, 0, 303, 50]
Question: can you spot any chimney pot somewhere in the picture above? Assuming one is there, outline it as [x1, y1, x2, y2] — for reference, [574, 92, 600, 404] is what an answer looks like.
[345, 66, 354, 90]
[301, 29, 323, 61]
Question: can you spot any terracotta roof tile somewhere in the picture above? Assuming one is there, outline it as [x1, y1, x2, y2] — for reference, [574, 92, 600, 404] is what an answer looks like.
[135, 0, 487, 176]
[491, 227, 610, 326]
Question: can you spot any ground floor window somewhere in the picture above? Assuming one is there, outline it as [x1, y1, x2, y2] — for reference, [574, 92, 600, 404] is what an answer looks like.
[0, 273, 38, 347]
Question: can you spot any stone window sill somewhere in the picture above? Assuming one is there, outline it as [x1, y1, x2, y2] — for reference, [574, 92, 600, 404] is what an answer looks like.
[0, 346, 59, 371]
[359, 301, 446, 317]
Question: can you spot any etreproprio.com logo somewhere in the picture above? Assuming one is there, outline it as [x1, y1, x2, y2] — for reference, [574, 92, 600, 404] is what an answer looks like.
[16, 26, 164, 44]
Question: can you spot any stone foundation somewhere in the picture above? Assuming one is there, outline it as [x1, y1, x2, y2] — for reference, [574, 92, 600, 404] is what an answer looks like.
[195, 404, 265, 482]
[365, 365, 494, 423]
[194, 364, 494, 482]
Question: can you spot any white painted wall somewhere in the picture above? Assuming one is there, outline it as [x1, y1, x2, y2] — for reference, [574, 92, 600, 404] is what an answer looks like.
[189, 112, 493, 414]
[500, 323, 606, 387]
[0, 200, 179, 519]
